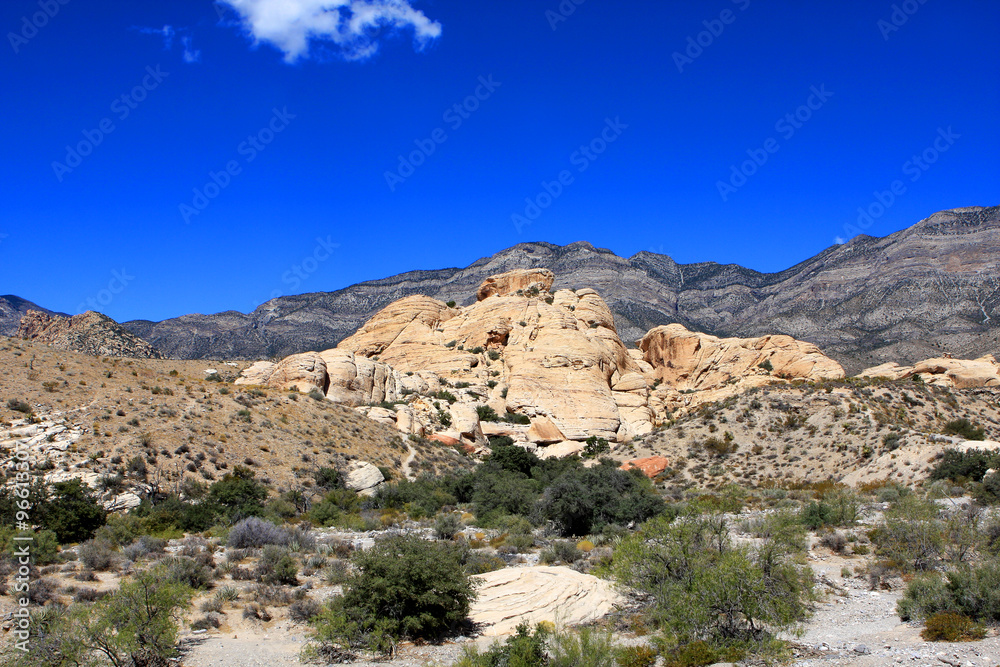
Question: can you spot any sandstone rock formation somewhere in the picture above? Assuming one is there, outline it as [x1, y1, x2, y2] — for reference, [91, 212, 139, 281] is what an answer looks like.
[859, 355, 1000, 388]
[335, 271, 654, 445]
[344, 461, 384, 494]
[469, 566, 623, 636]
[638, 323, 845, 413]
[16, 310, 163, 359]
[236, 269, 857, 455]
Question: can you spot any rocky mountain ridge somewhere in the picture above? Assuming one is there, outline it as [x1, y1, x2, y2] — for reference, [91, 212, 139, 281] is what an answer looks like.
[4, 206, 997, 372]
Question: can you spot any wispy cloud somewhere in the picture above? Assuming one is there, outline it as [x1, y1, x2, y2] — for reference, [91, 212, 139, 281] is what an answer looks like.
[133, 24, 175, 50]
[219, 0, 442, 62]
[181, 35, 201, 63]
[133, 24, 201, 64]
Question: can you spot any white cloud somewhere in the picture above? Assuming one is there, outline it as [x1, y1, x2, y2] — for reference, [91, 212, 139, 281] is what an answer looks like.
[134, 25, 175, 50]
[220, 0, 442, 62]
[834, 236, 846, 245]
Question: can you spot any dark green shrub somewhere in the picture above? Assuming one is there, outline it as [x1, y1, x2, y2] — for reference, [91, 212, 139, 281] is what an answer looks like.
[800, 501, 834, 530]
[930, 448, 1000, 482]
[538, 462, 664, 536]
[309, 535, 476, 656]
[257, 545, 298, 585]
[505, 412, 531, 425]
[943, 419, 986, 441]
[208, 466, 268, 519]
[313, 467, 344, 489]
[454, 622, 549, 667]
[6, 398, 33, 414]
[446, 301, 457, 308]
[758, 359, 774, 373]
[583, 435, 610, 458]
[485, 443, 540, 477]
[476, 405, 500, 422]
[434, 390, 458, 403]
[41, 478, 108, 544]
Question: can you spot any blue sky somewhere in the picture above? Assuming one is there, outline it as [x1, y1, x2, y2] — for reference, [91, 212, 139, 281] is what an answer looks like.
[1, 0, 997, 322]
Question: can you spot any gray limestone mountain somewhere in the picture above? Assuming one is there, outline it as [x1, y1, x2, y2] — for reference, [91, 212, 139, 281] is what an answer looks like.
[8, 205, 995, 372]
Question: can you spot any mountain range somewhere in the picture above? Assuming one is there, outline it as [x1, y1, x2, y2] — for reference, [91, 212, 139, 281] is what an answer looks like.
[4, 205, 998, 373]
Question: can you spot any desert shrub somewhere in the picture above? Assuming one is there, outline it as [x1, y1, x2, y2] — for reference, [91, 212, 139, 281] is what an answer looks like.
[78, 539, 117, 571]
[369, 476, 455, 518]
[505, 412, 531, 425]
[943, 419, 986, 441]
[38, 478, 108, 544]
[615, 645, 658, 667]
[227, 517, 292, 548]
[471, 469, 539, 523]
[434, 390, 458, 403]
[583, 435, 610, 458]
[476, 405, 500, 422]
[1, 528, 60, 565]
[540, 540, 582, 564]
[313, 467, 344, 490]
[290, 598, 323, 623]
[538, 462, 664, 537]
[74, 587, 108, 603]
[434, 512, 464, 540]
[132, 494, 219, 533]
[800, 501, 834, 530]
[612, 513, 811, 653]
[208, 466, 268, 520]
[27, 577, 59, 605]
[243, 602, 272, 622]
[741, 510, 807, 554]
[462, 550, 506, 575]
[94, 513, 148, 547]
[14, 569, 191, 667]
[870, 495, 944, 572]
[486, 443, 541, 477]
[162, 555, 215, 590]
[257, 545, 299, 585]
[121, 535, 166, 562]
[896, 574, 953, 621]
[308, 535, 476, 657]
[453, 622, 549, 667]
[819, 531, 847, 554]
[921, 612, 986, 641]
[930, 448, 1000, 483]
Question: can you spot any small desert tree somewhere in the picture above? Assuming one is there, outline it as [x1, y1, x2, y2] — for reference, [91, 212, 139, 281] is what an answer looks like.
[612, 513, 811, 655]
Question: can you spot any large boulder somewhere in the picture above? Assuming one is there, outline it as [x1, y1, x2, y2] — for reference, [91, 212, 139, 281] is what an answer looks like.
[344, 461, 384, 494]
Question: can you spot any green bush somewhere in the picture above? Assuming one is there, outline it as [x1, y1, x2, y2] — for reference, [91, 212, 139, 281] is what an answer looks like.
[583, 435, 610, 458]
[505, 412, 531, 425]
[930, 448, 1000, 482]
[870, 495, 944, 572]
[95, 513, 148, 547]
[538, 462, 664, 536]
[313, 467, 344, 489]
[257, 545, 299, 585]
[943, 419, 986, 441]
[476, 405, 500, 422]
[0, 528, 60, 565]
[208, 466, 268, 520]
[453, 622, 549, 667]
[8, 568, 193, 667]
[40, 478, 108, 544]
[612, 513, 811, 652]
[308, 535, 476, 657]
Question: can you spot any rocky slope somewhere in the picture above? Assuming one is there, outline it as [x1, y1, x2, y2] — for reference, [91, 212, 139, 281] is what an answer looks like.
[16, 310, 164, 359]
[117, 206, 998, 372]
